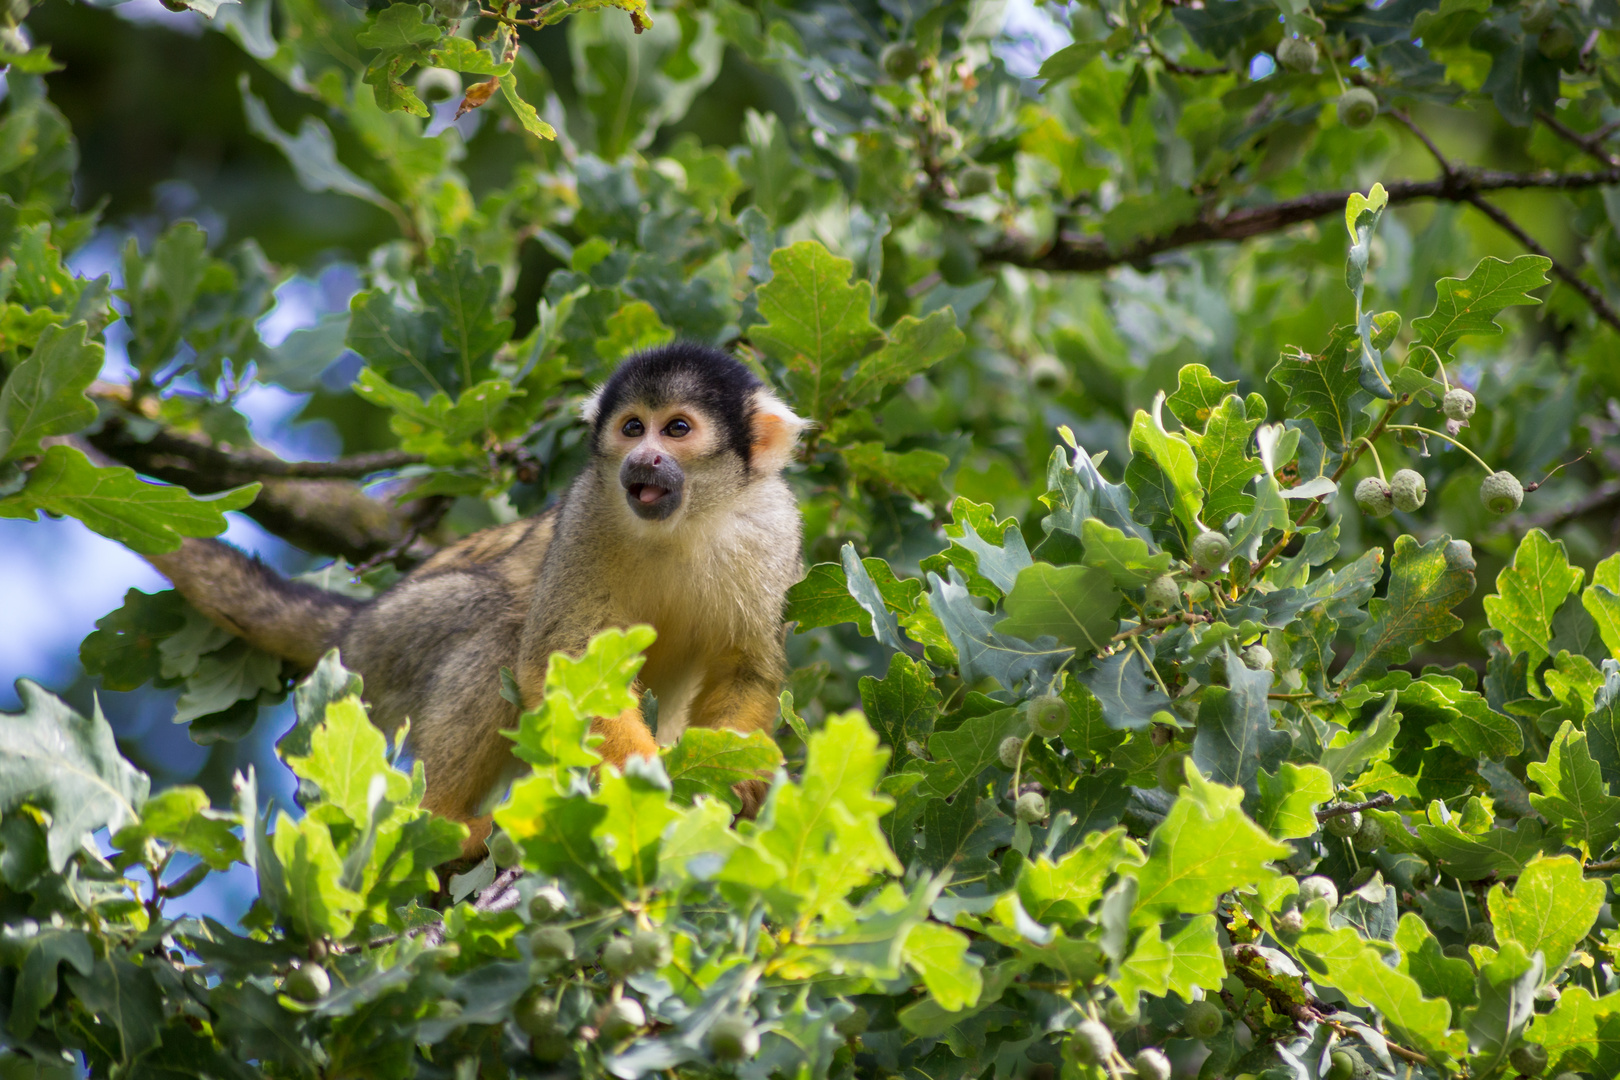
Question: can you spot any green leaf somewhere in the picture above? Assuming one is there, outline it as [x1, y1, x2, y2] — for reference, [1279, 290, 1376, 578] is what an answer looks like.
[1267, 324, 1370, 457]
[0, 681, 149, 870]
[662, 727, 784, 810]
[1079, 518, 1172, 588]
[270, 810, 363, 940]
[4, 924, 92, 1038]
[858, 652, 940, 768]
[1402, 673, 1523, 759]
[495, 773, 620, 905]
[64, 958, 163, 1067]
[1186, 395, 1263, 527]
[1582, 582, 1620, 662]
[346, 291, 459, 401]
[172, 638, 283, 726]
[1016, 826, 1143, 927]
[416, 237, 512, 390]
[1528, 985, 1620, 1078]
[498, 72, 558, 139]
[902, 921, 982, 1012]
[1124, 392, 1204, 538]
[112, 785, 242, 870]
[0, 321, 103, 461]
[1255, 762, 1334, 840]
[719, 712, 899, 921]
[430, 38, 510, 75]
[1489, 853, 1604, 972]
[1416, 813, 1549, 881]
[507, 625, 655, 772]
[915, 705, 1020, 801]
[1411, 254, 1553, 358]
[995, 562, 1120, 651]
[241, 79, 395, 212]
[1526, 721, 1620, 858]
[1338, 536, 1477, 685]
[1079, 646, 1174, 731]
[284, 696, 410, 825]
[0, 445, 260, 555]
[844, 310, 964, 408]
[929, 570, 1072, 692]
[592, 757, 678, 894]
[1327, 946, 1462, 1062]
[1484, 529, 1585, 670]
[1127, 765, 1288, 921]
[1191, 645, 1288, 798]
[1395, 912, 1477, 1010]
[841, 442, 950, 503]
[79, 587, 188, 692]
[751, 241, 881, 422]
[1164, 363, 1238, 432]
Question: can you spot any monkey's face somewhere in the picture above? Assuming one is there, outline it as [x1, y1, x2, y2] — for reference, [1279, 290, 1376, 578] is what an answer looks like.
[604, 402, 717, 523]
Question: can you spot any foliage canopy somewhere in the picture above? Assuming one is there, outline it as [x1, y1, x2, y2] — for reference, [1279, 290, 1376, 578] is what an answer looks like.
[6, 0, 1620, 1077]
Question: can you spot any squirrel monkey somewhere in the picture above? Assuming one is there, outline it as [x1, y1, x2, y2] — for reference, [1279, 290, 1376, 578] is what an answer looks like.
[145, 344, 807, 850]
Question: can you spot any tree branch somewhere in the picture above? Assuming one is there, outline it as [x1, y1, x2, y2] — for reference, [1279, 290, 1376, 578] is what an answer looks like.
[85, 413, 435, 564]
[985, 165, 1620, 275]
[1462, 190, 1620, 333]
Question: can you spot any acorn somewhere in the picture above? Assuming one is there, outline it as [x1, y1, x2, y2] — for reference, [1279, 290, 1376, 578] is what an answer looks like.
[488, 831, 521, 869]
[1354, 476, 1393, 518]
[1144, 574, 1182, 618]
[1509, 1043, 1549, 1076]
[956, 166, 996, 197]
[529, 885, 568, 921]
[1157, 752, 1190, 794]
[1241, 644, 1273, 670]
[1276, 37, 1318, 72]
[880, 41, 921, 79]
[1466, 921, 1497, 947]
[1481, 471, 1524, 515]
[596, 998, 645, 1041]
[1189, 530, 1231, 570]
[707, 1014, 760, 1061]
[1351, 816, 1385, 851]
[1338, 87, 1379, 128]
[1442, 387, 1476, 421]
[515, 996, 562, 1039]
[1067, 1020, 1115, 1065]
[1326, 1051, 1356, 1080]
[1182, 1000, 1223, 1039]
[629, 929, 671, 970]
[1521, 0, 1557, 32]
[530, 926, 576, 963]
[1390, 468, 1427, 512]
[600, 937, 637, 977]
[1539, 24, 1576, 59]
[415, 67, 463, 105]
[1028, 353, 1069, 392]
[1298, 875, 1339, 909]
[283, 963, 330, 1002]
[1274, 908, 1305, 937]
[1015, 792, 1048, 823]
[1325, 808, 1362, 837]
[1134, 1048, 1172, 1080]
[1029, 694, 1071, 738]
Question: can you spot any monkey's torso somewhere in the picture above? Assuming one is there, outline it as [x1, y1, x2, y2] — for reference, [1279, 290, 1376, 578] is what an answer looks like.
[335, 463, 802, 820]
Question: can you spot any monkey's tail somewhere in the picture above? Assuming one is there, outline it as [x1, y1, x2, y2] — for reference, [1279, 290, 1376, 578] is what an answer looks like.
[145, 538, 363, 668]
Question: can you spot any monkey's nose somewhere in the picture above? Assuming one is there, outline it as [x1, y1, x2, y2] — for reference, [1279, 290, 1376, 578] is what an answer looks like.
[652, 454, 662, 466]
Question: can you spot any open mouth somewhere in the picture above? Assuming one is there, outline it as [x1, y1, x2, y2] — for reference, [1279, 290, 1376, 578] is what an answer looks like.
[628, 483, 669, 506]
[625, 482, 681, 520]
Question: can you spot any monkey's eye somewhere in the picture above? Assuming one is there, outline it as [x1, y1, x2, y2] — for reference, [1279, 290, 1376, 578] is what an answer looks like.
[663, 418, 691, 438]
[622, 418, 645, 438]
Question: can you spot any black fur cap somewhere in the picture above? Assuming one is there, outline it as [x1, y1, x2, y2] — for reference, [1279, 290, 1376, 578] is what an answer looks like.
[588, 342, 763, 465]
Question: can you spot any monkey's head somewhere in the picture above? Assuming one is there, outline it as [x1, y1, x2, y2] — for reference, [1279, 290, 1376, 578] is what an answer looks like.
[581, 343, 807, 526]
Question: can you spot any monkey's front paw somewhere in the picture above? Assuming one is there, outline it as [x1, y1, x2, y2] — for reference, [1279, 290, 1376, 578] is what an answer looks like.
[732, 778, 769, 820]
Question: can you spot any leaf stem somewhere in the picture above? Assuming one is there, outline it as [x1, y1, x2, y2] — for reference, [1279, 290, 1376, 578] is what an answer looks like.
[1386, 424, 1494, 473]
[1355, 437, 1386, 483]
[1252, 394, 1410, 574]
[1128, 635, 1174, 702]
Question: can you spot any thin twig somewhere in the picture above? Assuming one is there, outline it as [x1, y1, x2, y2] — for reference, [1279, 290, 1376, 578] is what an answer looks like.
[1389, 109, 1456, 179]
[1463, 191, 1620, 333]
[1537, 110, 1620, 167]
[1316, 793, 1395, 821]
[1111, 610, 1213, 641]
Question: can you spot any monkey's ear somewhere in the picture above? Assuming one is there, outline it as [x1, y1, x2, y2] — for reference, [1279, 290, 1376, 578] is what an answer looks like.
[749, 389, 809, 471]
[580, 385, 606, 426]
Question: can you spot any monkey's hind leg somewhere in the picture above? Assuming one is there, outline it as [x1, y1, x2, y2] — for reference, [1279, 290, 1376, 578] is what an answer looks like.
[686, 654, 781, 817]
